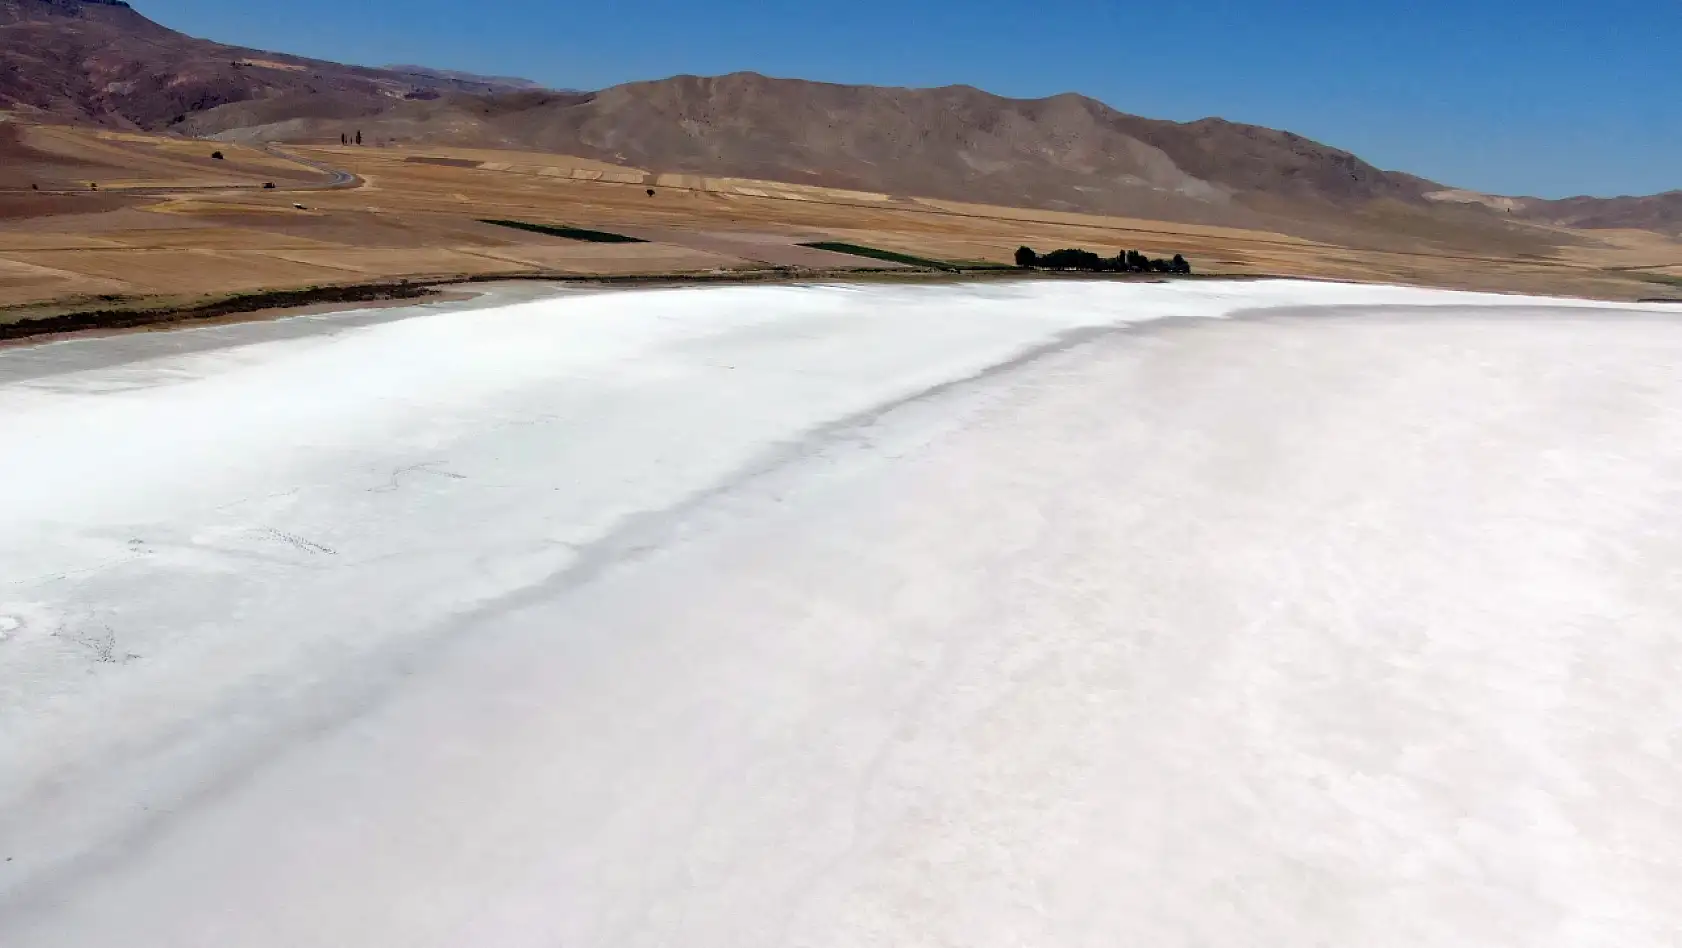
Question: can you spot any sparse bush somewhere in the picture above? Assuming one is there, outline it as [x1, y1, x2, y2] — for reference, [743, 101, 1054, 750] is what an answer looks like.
[211, 151, 224, 160]
[647, 188, 656, 197]
[479, 220, 647, 243]
[263, 182, 276, 189]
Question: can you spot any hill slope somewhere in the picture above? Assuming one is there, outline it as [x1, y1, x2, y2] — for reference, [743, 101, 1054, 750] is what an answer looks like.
[185, 72, 1444, 222]
[0, 0, 535, 131]
[1522, 190, 1682, 234]
[3, 0, 1677, 234]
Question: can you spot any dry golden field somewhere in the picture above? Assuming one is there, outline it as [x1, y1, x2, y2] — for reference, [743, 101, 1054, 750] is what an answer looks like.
[3, 122, 1682, 320]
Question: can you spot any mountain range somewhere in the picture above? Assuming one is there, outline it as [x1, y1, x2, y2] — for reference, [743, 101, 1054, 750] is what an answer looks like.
[2, 0, 1676, 234]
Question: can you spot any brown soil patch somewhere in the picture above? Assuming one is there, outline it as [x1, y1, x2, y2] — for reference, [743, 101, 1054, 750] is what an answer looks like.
[3, 125, 328, 191]
[0, 191, 135, 219]
[0, 123, 110, 189]
[611, 227, 906, 269]
[0, 206, 212, 232]
[5, 249, 348, 294]
[266, 247, 531, 278]
[466, 242, 745, 273]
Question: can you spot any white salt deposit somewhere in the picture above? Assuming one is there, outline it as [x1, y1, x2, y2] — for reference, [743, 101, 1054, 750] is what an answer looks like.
[1, 280, 1678, 946]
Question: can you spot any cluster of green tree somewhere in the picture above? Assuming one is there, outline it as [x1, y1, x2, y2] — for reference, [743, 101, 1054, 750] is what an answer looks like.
[1015, 246, 1191, 274]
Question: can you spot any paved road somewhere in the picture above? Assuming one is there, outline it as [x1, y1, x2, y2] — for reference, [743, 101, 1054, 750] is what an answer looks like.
[1, 281, 1677, 947]
[262, 143, 361, 190]
[0, 143, 360, 196]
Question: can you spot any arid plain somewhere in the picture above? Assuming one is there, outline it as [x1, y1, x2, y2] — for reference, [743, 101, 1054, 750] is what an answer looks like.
[5, 121, 1682, 326]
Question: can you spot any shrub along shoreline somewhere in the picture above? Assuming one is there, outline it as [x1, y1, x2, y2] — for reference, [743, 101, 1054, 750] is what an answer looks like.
[1016, 246, 1191, 274]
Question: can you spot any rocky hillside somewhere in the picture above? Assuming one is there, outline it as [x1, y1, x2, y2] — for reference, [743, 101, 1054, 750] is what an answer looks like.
[4, 0, 1676, 233]
[1523, 191, 1682, 235]
[185, 72, 1446, 221]
[0, 0, 535, 130]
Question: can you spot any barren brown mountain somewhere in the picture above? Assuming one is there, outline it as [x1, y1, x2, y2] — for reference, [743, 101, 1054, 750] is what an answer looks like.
[0, 0, 535, 131]
[196, 72, 1682, 238]
[1521, 191, 1682, 234]
[5, 0, 1676, 235]
[8, 0, 1681, 239]
[191, 72, 1444, 225]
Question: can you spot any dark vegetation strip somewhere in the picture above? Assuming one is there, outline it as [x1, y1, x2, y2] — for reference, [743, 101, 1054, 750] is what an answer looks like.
[1, 265, 1252, 346]
[405, 157, 483, 168]
[0, 283, 436, 343]
[479, 219, 646, 243]
[799, 241, 963, 272]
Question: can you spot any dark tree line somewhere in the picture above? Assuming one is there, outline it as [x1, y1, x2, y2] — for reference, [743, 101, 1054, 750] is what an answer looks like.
[1015, 246, 1191, 275]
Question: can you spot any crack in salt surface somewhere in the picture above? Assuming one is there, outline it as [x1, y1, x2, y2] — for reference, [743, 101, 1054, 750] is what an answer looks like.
[0, 309, 1141, 914]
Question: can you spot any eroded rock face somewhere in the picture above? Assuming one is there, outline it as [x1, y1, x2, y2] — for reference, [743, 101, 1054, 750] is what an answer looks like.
[0, 0, 531, 132]
[3, 2, 1675, 235]
[0, 0, 141, 29]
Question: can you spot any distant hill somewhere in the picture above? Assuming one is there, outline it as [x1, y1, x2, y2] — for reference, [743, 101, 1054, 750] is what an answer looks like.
[185, 71, 1450, 224]
[3, 0, 1677, 235]
[0, 0, 535, 130]
[1521, 191, 1682, 234]
[379, 65, 548, 93]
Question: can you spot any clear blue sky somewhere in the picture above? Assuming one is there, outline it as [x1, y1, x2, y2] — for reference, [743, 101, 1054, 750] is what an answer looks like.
[139, 0, 1679, 198]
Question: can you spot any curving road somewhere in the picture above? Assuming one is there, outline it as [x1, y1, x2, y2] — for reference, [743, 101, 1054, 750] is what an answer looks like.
[261, 143, 362, 190]
[0, 141, 360, 196]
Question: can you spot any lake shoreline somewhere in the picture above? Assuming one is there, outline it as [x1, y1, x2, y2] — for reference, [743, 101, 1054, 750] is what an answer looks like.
[0, 267, 1239, 349]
